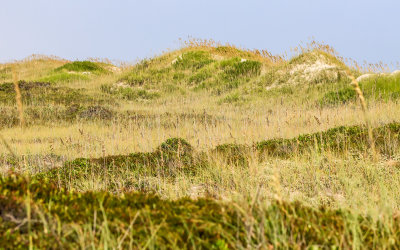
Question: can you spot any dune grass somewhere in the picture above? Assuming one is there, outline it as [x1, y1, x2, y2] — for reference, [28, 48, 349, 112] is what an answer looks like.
[1, 41, 400, 248]
[321, 73, 400, 105]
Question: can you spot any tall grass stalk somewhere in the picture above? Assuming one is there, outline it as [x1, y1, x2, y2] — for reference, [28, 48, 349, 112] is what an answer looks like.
[346, 70, 378, 160]
[12, 67, 25, 128]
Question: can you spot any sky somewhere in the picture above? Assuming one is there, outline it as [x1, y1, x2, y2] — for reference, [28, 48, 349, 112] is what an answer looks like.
[1, 0, 399, 67]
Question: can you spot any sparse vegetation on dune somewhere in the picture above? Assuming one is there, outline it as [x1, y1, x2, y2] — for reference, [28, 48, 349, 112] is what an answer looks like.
[1, 40, 400, 248]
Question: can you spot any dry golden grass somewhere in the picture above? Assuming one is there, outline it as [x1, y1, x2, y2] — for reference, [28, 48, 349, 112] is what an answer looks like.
[1, 98, 399, 157]
[1, 40, 400, 215]
[12, 67, 25, 128]
[2, 41, 400, 248]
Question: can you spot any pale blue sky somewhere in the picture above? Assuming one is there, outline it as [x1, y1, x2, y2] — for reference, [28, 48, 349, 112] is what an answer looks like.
[1, 0, 399, 66]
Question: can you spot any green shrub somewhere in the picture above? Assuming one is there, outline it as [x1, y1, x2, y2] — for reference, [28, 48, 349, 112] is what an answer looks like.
[0, 81, 94, 105]
[40, 122, 400, 190]
[122, 74, 146, 85]
[256, 122, 400, 157]
[101, 84, 160, 101]
[1, 174, 400, 248]
[173, 51, 214, 70]
[78, 105, 113, 120]
[172, 72, 185, 81]
[213, 143, 250, 167]
[320, 74, 400, 105]
[362, 74, 400, 100]
[220, 58, 261, 80]
[321, 87, 356, 105]
[56, 61, 106, 73]
[120, 68, 170, 86]
[120, 88, 160, 101]
[0, 104, 113, 128]
[218, 92, 247, 104]
[36, 138, 206, 187]
[189, 69, 212, 84]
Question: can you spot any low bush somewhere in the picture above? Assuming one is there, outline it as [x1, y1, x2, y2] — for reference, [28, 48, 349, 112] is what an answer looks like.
[219, 58, 261, 80]
[101, 84, 160, 101]
[1, 174, 400, 248]
[218, 92, 248, 104]
[36, 138, 206, 188]
[173, 51, 214, 70]
[55, 61, 106, 73]
[0, 81, 94, 105]
[188, 69, 212, 84]
[256, 122, 400, 157]
[321, 74, 400, 105]
[36, 122, 400, 190]
[213, 143, 250, 167]
[321, 87, 356, 105]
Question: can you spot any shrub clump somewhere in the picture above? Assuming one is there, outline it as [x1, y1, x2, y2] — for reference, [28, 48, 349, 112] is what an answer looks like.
[256, 122, 400, 157]
[188, 69, 212, 84]
[37, 138, 205, 187]
[0, 81, 50, 92]
[213, 143, 251, 167]
[173, 51, 214, 70]
[219, 58, 262, 80]
[1, 174, 400, 248]
[78, 105, 113, 120]
[101, 84, 161, 101]
[0, 81, 94, 105]
[321, 87, 356, 105]
[56, 61, 106, 73]
[154, 138, 199, 173]
[320, 74, 400, 106]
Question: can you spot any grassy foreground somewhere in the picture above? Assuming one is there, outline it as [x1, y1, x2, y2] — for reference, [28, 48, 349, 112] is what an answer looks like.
[1, 40, 400, 248]
[1, 174, 400, 249]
